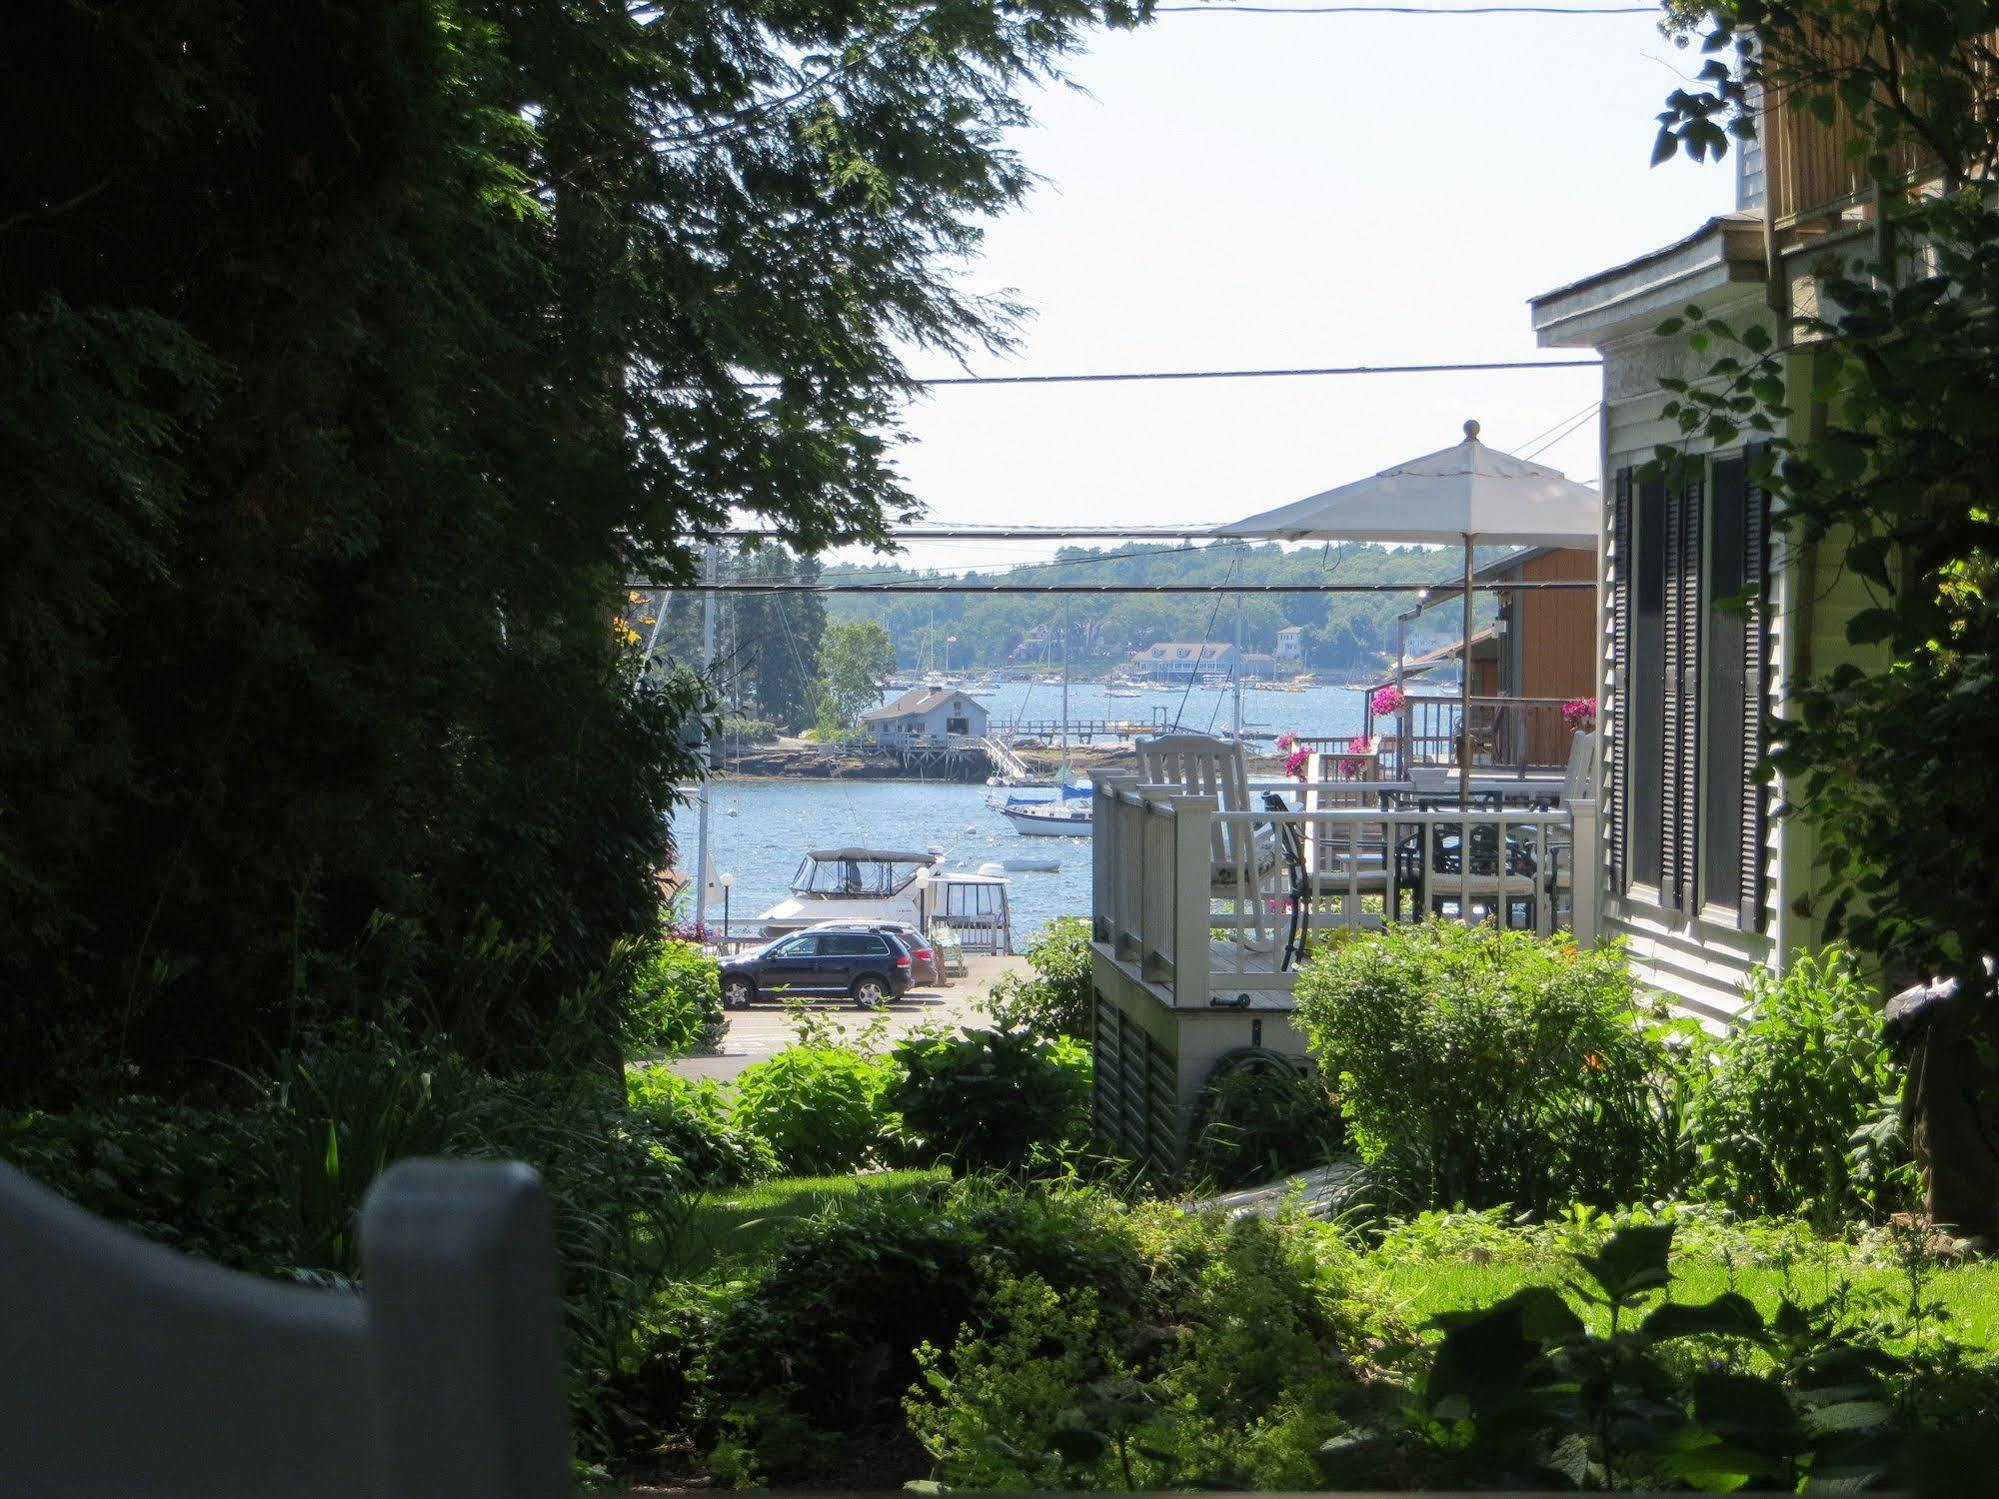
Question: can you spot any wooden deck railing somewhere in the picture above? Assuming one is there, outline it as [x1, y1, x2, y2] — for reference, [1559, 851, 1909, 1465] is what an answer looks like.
[1364, 695, 1577, 779]
[1091, 771, 1599, 1009]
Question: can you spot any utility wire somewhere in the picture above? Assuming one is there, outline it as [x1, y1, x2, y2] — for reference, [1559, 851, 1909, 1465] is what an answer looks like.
[729, 357, 1599, 391]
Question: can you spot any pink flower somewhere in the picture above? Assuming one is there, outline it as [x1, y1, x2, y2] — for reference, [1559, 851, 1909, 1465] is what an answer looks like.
[1370, 685, 1406, 717]
[1284, 746, 1309, 779]
[1562, 696, 1598, 731]
[1275, 731, 1299, 751]
[1336, 734, 1374, 779]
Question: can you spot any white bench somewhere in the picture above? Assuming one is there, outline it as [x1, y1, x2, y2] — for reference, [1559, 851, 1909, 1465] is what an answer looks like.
[0, 1156, 571, 1499]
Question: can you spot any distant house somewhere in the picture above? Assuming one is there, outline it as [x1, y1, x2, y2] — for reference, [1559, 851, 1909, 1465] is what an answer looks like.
[1009, 625, 1052, 662]
[1274, 625, 1305, 665]
[1240, 652, 1279, 680]
[859, 686, 989, 743]
[1129, 642, 1240, 680]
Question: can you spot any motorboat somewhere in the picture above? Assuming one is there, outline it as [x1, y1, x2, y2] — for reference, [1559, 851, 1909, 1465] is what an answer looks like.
[754, 847, 1015, 949]
[995, 782, 1093, 837]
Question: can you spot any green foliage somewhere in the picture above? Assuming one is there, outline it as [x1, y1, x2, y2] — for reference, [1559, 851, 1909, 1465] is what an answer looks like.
[1323, 1218, 1980, 1493]
[815, 618, 898, 738]
[1187, 1055, 1345, 1190]
[890, 1027, 1091, 1173]
[693, 1174, 1386, 1487]
[1650, 5, 1999, 992]
[623, 938, 725, 1059]
[728, 1042, 898, 1176]
[1, 0, 1147, 1097]
[902, 1197, 1387, 1491]
[983, 916, 1094, 1039]
[625, 1069, 779, 1189]
[716, 714, 779, 745]
[1685, 948, 1902, 1224]
[1294, 926, 1681, 1215]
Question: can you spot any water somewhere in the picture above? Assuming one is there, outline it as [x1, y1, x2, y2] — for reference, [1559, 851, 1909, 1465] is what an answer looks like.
[674, 681, 1370, 941]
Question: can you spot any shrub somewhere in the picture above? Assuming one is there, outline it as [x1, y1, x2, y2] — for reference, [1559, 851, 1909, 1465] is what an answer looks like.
[625, 1068, 778, 1187]
[728, 1042, 897, 1175]
[983, 916, 1093, 1039]
[624, 937, 725, 1058]
[902, 1197, 1389, 1491]
[1686, 946, 1901, 1224]
[1187, 1054, 1344, 1190]
[718, 715, 779, 744]
[699, 1176, 1149, 1484]
[890, 1027, 1091, 1173]
[1294, 925, 1676, 1215]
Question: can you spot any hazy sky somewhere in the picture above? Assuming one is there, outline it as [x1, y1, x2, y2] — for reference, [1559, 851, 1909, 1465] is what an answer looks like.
[826, 5, 1733, 574]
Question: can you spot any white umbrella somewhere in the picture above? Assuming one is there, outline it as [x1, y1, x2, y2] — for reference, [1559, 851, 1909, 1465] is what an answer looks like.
[1215, 420, 1600, 805]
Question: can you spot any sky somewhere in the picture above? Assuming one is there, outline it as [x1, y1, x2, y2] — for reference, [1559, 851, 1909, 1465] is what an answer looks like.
[823, 3, 1735, 575]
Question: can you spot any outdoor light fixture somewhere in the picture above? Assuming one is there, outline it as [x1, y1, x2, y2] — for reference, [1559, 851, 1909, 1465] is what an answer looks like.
[719, 871, 734, 945]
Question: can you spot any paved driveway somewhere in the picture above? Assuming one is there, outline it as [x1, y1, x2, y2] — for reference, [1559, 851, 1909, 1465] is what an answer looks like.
[665, 952, 1032, 1081]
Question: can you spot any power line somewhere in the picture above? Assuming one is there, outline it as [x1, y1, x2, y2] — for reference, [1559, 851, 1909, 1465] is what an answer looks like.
[726, 357, 1599, 391]
[633, 579, 1595, 595]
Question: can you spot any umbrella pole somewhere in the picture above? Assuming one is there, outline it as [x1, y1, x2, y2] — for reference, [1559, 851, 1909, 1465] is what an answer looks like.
[1460, 535, 1474, 811]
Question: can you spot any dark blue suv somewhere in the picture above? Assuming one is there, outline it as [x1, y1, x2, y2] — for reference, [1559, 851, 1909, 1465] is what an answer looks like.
[719, 926, 913, 1008]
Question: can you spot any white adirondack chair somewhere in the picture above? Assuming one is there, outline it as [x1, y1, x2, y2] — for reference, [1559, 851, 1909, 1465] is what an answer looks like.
[0, 1157, 570, 1499]
[1138, 733, 1279, 948]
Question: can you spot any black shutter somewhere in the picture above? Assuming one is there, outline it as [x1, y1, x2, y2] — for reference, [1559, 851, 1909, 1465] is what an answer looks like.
[1608, 468, 1633, 896]
[1660, 479, 1703, 911]
[1740, 449, 1772, 932]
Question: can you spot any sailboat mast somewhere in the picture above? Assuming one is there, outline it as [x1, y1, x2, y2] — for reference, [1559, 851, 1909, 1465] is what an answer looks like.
[1060, 593, 1071, 770]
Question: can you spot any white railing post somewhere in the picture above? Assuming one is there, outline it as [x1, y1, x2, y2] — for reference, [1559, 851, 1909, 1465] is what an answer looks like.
[1171, 794, 1214, 1007]
[1567, 799, 1601, 943]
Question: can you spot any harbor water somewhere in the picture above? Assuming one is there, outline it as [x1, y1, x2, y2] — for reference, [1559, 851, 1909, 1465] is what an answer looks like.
[671, 680, 1369, 941]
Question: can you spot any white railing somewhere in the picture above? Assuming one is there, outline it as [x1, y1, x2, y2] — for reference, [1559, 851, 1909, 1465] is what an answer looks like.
[1092, 770, 1599, 1008]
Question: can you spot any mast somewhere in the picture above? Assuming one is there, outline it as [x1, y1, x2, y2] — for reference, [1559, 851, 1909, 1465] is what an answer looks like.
[694, 541, 719, 930]
[1059, 592, 1071, 777]
[1232, 597, 1244, 743]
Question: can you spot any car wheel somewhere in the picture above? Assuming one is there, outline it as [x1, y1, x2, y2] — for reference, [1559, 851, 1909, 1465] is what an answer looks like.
[850, 975, 888, 1007]
[722, 975, 754, 1009]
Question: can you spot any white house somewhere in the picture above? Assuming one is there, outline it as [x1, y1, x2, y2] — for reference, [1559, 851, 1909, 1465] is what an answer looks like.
[1274, 625, 1305, 665]
[859, 686, 989, 744]
[1129, 642, 1240, 680]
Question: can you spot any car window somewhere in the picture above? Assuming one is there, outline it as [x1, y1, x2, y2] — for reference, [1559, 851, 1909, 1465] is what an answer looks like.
[822, 934, 887, 957]
[770, 935, 819, 957]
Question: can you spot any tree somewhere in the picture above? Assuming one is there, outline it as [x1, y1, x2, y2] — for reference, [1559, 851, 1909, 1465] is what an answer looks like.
[1655, 4, 1999, 984]
[817, 620, 898, 738]
[0, 0, 1146, 1097]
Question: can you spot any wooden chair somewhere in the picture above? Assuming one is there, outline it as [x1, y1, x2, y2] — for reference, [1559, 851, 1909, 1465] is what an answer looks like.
[0, 1157, 570, 1499]
[1138, 733, 1278, 948]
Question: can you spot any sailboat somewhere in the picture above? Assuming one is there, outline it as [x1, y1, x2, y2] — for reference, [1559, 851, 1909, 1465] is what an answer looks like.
[991, 597, 1092, 837]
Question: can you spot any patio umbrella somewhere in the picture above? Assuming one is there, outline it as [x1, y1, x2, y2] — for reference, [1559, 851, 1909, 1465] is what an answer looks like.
[1215, 421, 1600, 806]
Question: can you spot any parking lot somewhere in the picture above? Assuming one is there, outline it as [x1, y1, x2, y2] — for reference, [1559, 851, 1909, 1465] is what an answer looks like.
[664, 950, 1032, 1081]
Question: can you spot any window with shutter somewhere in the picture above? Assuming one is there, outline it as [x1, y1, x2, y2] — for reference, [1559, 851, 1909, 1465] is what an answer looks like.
[1740, 450, 1772, 931]
[1608, 470, 1633, 895]
[1629, 477, 1668, 892]
[1702, 459, 1749, 914]
[1662, 479, 1704, 911]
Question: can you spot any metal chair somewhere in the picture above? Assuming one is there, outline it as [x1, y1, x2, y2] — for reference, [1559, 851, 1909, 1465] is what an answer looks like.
[0, 1157, 571, 1499]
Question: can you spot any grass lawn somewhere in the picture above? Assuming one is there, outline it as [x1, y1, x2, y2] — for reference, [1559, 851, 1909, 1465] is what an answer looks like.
[1367, 1246, 1999, 1352]
[671, 1167, 949, 1277]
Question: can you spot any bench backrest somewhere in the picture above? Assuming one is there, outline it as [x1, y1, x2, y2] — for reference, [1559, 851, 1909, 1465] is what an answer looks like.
[0, 1156, 570, 1499]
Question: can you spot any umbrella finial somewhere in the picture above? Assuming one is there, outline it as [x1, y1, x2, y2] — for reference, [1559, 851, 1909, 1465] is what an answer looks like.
[1463, 419, 1481, 442]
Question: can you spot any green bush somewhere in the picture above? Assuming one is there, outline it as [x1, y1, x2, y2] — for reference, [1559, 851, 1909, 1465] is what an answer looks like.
[625, 1068, 778, 1187]
[901, 1195, 1388, 1491]
[1686, 947, 1900, 1224]
[728, 1043, 897, 1175]
[718, 715, 779, 744]
[1187, 1054, 1344, 1190]
[890, 1027, 1090, 1174]
[624, 937, 725, 1058]
[1294, 925, 1678, 1215]
[695, 1175, 1385, 1487]
[983, 916, 1093, 1039]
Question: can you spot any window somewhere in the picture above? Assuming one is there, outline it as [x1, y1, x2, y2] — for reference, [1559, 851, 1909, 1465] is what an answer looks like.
[771, 935, 820, 957]
[1610, 454, 1769, 930]
[946, 716, 970, 735]
[822, 934, 887, 957]
[1628, 478, 1667, 891]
